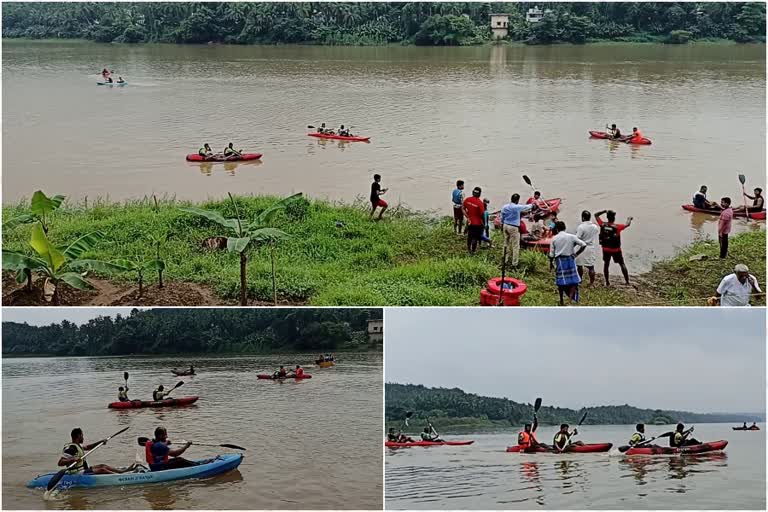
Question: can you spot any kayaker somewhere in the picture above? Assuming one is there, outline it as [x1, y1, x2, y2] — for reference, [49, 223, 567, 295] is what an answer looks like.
[741, 422, 748, 429]
[387, 428, 399, 442]
[189, 365, 194, 374]
[101, 68, 110, 79]
[338, 125, 350, 137]
[693, 186, 720, 211]
[273, 365, 288, 378]
[628, 424, 647, 446]
[606, 124, 622, 140]
[500, 193, 534, 268]
[420, 427, 443, 443]
[750, 422, 758, 429]
[718, 197, 733, 258]
[116, 76, 125, 84]
[595, 210, 632, 287]
[627, 127, 644, 144]
[715, 264, 762, 307]
[553, 424, 584, 452]
[463, 187, 486, 255]
[517, 418, 549, 453]
[118, 386, 130, 402]
[317, 123, 334, 135]
[369, 174, 388, 221]
[293, 365, 305, 377]
[669, 423, 701, 447]
[733, 187, 764, 214]
[198, 144, 213, 158]
[223, 143, 241, 158]
[526, 191, 541, 206]
[452, 180, 466, 235]
[575, 210, 599, 286]
[153, 385, 169, 401]
[146, 427, 198, 470]
[59, 428, 130, 475]
[105, 76, 114, 84]
[549, 221, 587, 306]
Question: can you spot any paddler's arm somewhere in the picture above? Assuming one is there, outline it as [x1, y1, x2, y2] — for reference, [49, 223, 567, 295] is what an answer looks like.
[84, 439, 107, 450]
[169, 441, 192, 457]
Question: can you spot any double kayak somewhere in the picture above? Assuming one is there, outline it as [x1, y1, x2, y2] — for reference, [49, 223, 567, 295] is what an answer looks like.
[624, 440, 728, 456]
[107, 396, 199, 409]
[28, 454, 243, 489]
[186, 153, 262, 162]
[171, 369, 195, 376]
[732, 427, 760, 431]
[506, 443, 612, 453]
[316, 361, 335, 368]
[97, 82, 127, 86]
[385, 440, 474, 448]
[256, 374, 312, 380]
[307, 133, 370, 142]
[589, 130, 652, 145]
[681, 204, 766, 220]
[493, 198, 561, 229]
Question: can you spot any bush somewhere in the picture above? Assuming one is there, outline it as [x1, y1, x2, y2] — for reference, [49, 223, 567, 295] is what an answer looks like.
[665, 30, 693, 44]
[118, 24, 146, 44]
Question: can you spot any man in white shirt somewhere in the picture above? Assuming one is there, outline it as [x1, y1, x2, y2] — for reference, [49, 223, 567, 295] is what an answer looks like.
[575, 210, 600, 286]
[716, 264, 762, 306]
[549, 221, 587, 306]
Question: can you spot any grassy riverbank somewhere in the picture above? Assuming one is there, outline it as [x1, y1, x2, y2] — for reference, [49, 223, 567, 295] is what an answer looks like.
[2, 195, 764, 306]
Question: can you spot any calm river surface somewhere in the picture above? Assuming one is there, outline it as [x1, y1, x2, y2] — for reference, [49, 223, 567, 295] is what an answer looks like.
[2, 353, 382, 510]
[385, 425, 765, 510]
[2, 41, 765, 270]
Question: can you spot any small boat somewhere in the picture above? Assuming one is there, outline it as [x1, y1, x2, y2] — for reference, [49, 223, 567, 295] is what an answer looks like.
[97, 82, 127, 86]
[186, 153, 262, 162]
[316, 360, 335, 368]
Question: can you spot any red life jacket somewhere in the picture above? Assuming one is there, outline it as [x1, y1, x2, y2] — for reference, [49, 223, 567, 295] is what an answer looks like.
[145, 440, 169, 465]
[296, 368, 304, 377]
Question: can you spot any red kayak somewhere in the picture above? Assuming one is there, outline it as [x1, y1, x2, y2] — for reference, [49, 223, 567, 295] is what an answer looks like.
[493, 199, 561, 229]
[108, 396, 199, 409]
[506, 443, 612, 453]
[385, 440, 474, 448]
[257, 374, 312, 380]
[522, 236, 553, 252]
[681, 204, 766, 220]
[307, 133, 370, 142]
[186, 153, 262, 162]
[589, 130, 652, 145]
[624, 440, 728, 456]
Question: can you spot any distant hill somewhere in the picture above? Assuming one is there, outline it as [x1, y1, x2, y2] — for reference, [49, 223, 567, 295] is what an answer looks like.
[386, 383, 763, 430]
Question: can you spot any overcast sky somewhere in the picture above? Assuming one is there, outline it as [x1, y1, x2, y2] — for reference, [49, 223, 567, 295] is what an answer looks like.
[385, 308, 766, 413]
[2, 308, 143, 326]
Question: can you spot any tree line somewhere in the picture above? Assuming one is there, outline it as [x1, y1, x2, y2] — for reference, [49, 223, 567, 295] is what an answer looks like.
[386, 384, 763, 426]
[2, 3, 765, 46]
[2, 308, 382, 356]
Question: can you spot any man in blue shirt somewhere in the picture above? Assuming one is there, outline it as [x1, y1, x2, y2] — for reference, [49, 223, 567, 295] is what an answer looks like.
[452, 180, 465, 234]
[500, 194, 534, 269]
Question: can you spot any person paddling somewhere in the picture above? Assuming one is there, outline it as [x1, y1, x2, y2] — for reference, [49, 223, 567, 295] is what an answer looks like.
[118, 385, 130, 402]
[291, 365, 305, 377]
[116, 76, 125, 84]
[628, 423, 647, 447]
[733, 188, 764, 214]
[669, 423, 701, 447]
[223, 143, 241, 158]
[606, 123, 622, 140]
[338, 125, 351, 137]
[693, 186, 720, 211]
[273, 365, 288, 379]
[517, 418, 550, 453]
[153, 385, 170, 401]
[101, 68, 111, 79]
[59, 428, 133, 475]
[627, 127, 644, 144]
[420, 427, 443, 443]
[198, 144, 213, 158]
[553, 423, 585, 453]
[146, 427, 200, 470]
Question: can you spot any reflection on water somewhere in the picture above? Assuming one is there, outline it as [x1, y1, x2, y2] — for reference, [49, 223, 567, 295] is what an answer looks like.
[189, 159, 263, 176]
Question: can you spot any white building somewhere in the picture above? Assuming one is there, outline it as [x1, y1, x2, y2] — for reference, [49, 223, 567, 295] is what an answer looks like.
[490, 13, 510, 40]
[367, 319, 383, 344]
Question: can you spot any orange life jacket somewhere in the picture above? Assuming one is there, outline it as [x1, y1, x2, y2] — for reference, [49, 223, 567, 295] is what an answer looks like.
[518, 431, 532, 449]
[296, 368, 304, 377]
[145, 440, 169, 465]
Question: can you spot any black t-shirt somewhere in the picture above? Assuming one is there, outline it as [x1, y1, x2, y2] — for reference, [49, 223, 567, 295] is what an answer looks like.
[370, 182, 381, 202]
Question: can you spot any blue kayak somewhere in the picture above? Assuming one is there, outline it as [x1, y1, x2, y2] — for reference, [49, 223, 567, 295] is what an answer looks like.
[27, 454, 243, 489]
[97, 82, 127, 86]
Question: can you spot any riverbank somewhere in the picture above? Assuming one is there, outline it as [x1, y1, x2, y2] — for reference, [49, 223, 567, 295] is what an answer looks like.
[3, 195, 765, 306]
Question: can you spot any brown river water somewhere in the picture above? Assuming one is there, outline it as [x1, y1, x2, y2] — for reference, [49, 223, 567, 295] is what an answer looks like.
[2, 353, 383, 509]
[2, 41, 765, 270]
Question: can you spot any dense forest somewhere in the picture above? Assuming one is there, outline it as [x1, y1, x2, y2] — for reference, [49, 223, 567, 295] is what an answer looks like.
[2, 308, 382, 356]
[386, 384, 763, 429]
[2, 2, 765, 46]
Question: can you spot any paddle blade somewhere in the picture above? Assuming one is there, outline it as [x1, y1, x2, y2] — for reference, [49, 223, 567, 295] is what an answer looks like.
[173, 381, 184, 389]
[124, 372, 129, 381]
[738, 174, 746, 185]
[522, 175, 532, 187]
[220, 443, 246, 451]
[307, 125, 315, 129]
[46, 468, 68, 492]
[617, 444, 631, 453]
[534, 398, 542, 413]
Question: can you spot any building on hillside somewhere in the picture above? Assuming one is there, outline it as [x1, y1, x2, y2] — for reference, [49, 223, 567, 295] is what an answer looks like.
[490, 13, 510, 40]
[367, 319, 383, 344]
[526, 6, 552, 23]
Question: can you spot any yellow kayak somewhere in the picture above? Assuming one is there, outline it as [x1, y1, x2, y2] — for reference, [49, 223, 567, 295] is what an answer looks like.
[316, 361, 335, 368]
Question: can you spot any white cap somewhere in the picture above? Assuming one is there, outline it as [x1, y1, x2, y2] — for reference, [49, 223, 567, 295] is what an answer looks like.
[734, 264, 749, 273]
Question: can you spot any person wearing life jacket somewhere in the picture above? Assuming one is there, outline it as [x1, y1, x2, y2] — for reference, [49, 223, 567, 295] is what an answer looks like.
[101, 68, 110, 79]
[118, 385, 130, 402]
[293, 365, 305, 378]
[387, 428, 400, 442]
[338, 125, 350, 137]
[552, 424, 585, 453]
[198, 144, 212, 158]
[607, 124, 622, 140]
[223, 143, 241, 158]
[628, 423, 647, 446]
[59, 428, 128, 475]
[517, 417, 549, 453]
[595, 210, 632, 287]
[733, 187, 764, 215]
[669, 423, 701, 447]
[273, 365, 288, 379]
[627, 127, 644, 143]
[420, 427, 442, 442]
[153, 385, 169, 401]
[116, 76, 125, 84]
[145, 427, 197, 471]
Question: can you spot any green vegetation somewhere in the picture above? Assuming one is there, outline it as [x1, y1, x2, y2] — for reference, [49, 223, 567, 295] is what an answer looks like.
[3, 193, 764, 306]
[2, 3, 765, 46]
[386, 384, 764, 433]
[2, 308, 381, 356]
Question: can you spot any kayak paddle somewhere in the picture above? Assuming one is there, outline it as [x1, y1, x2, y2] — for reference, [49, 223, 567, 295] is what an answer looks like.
[617, 432, 673, 453]
[164, 381, 184, 397]
[522, 175, 551, 212]
[738, 174, 753, 221]
[572, 410, 588, 438]
[532, 397, 542, 423]
[404, 411, 413, 428]
[46, 427, 130, 493]
[137, 437, 246, 451]
[124, 372, 129, 387]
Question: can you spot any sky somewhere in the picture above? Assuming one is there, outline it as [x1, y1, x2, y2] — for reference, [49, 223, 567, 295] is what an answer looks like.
[385, 308, 766, 413]
[2, 308, 143, 326]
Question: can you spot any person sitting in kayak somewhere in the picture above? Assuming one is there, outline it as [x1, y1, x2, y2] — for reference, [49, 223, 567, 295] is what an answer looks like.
[118, 385, 130, 402]
[387, 428, 414, 443]
[105, 76, 114, 84]
[146, 427, 199, 471]
[741, 422, 748, 429]
[733, 187, 764, 214]
[292, 365, 305, 377]
[526, 191, 542, 206]
[420, 427, 443, 443]
[517, 417, 550, 453]
[553, 424, 585, 453]
[750, 422, 759, 430]
[669, 423, 701, 447]
[153, 385, 169, 401]
[101, 68, 110, 78]
[223, 143, 241, 158]
[628, 423, 647, 446]
[189, 365, 195, 374]
[198, 144, 213, 158]
[338, 125, 351, 137]
[116, 76, 125, 84]
[59, 428, 131, 475]
[606, 124, 622, 140]
[317, 123, 335, 135]
[273, 366, 288, 378]
[693, 185, 720, 211]
[626, 127, 644, 144]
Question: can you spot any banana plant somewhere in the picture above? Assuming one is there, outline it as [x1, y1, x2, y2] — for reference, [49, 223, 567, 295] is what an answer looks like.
[105, 255, 165, 298]
[2, 224, 115, 305]
[180, 193, 300, 305]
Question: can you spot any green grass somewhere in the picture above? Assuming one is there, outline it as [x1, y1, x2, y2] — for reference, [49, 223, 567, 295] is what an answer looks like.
[3, 195, 764, 306]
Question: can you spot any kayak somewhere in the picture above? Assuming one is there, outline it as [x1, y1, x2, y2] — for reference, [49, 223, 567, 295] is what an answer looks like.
[522, 236, 553, 252]
[624, 440, 728, 456]
[493, 198, 561, 229]
[589, 130, 652, 145]
[307, 133, 370, 142]
[27, 454, 243, 489]
[681, 204, 766, 220]
[97, 82, 127, 86]
[732, 427, 760, 431]
[256, 374, 312, 380]
[506, 443, 612, 453]
[316, 361, 335, 368]
[186, 153, 262, 162]
[107, 396, 199, 409]
[171, 370, 195, 376]
[385, 440, 474, 448]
